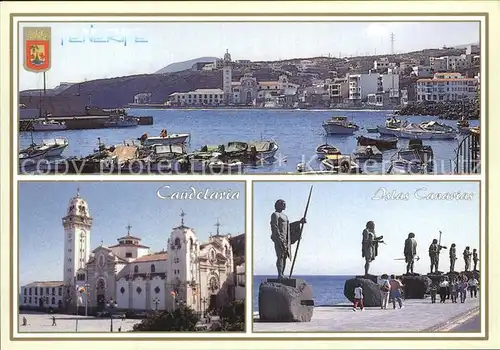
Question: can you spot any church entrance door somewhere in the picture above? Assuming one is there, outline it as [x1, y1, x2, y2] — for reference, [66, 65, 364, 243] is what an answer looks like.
[209, 294, 217, 311]
[97, 294, 105, 310]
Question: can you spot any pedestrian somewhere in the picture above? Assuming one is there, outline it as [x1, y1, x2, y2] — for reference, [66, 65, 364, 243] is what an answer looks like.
[429, 282, 438, 303]
[352, 283, 364, 311]
[459, 276, 468, 303]
[450, 278, 459, 303]
[468, 276, 479, 298]
[52, 316, 56, 326]
[389, 274, 404, 309]
[22, 317, 27, 326]
[439, 277, 449, 303]
[379, 274, 391, 310]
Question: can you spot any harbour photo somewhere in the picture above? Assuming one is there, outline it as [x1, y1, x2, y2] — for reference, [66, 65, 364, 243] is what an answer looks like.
[18, 20, 481, 175]
[17, 181, 245, 333]
[252, 181, 481, 333]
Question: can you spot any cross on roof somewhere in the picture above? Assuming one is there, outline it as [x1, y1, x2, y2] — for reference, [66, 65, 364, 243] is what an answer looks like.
[126, 224, 132, 235]
[215, 219, 222, 235]
[180, 209, 186, 226]
[76, 185, 80, 197]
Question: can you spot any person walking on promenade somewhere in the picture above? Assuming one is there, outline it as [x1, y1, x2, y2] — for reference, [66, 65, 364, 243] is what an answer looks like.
[429, 282, 438, 303]
[52, 316, 56, 326]
[439, 277, 449, 303]
[22, 317, 27, 326]
[389, 274, 404, 309]
[352, 283, 364, 311]
[468, 276, 479, 298]
[450, 278, 459, 303]
[379, 274, 391, 310]
[459, 276, 468, 303]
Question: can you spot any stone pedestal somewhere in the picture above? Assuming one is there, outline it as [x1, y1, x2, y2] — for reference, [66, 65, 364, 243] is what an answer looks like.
[344, 277, 381, 307]
[258, 278, 314, 322]
[400, 274, 431, 299]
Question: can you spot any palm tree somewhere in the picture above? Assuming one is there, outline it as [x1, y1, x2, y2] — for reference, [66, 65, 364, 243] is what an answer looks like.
[29, 44, 42, 64]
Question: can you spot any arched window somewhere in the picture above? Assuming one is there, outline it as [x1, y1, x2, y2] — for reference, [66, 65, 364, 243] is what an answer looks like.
[150, 264, 155, 273]
[174, 237, 181, 248]
[134, 265, 139, 273]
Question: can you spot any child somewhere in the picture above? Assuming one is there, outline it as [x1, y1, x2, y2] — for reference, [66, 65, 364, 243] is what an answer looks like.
[429, 282, 438, 303]
[353, 283, 364, 311]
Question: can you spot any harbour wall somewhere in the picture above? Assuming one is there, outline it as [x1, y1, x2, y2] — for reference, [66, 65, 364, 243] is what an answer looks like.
[19, 116, 153, 131]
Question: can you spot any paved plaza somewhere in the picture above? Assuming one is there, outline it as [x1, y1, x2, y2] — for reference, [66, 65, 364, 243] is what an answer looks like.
[18, 313, 142, 332]
[253, 298, 480, 332]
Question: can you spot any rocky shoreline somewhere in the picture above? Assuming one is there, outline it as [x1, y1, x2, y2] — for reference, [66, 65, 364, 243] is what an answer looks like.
[397, 100, 480, 120]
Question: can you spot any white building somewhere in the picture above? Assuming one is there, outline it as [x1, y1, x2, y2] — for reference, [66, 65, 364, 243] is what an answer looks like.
[430, 55, 471, 72]
[416, 72, 478, 102]
[381, 73, 400, 98]
[373, 57, 390, 71]
[20, 190, 244, 314]
[348, 73, 379, 102]
[411, 66, 433, 78]
[168, 89, 225, 106]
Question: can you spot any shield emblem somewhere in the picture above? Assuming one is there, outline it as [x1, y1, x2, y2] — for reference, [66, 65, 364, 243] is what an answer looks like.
[23, 27, 51, 72]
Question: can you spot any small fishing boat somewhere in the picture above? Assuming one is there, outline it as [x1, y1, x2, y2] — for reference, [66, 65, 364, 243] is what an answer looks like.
[352, 146, 383, 163]
[322, 116, 359, 135]
[366, 127, 379, 133]
[138, 132, 191, 147]
[32, 119, 68, 131]
[357, 135, 397, 151]
[388, 139, 434, 174]
[248, 140, 279, 160]
[393, 123, 456, 140]
[104, 115, 139, 128]
[320, 154, 361, 173]
[377, 117, 402, 136]
[315, 143, 341, 160]
[19, 148, 49, 168]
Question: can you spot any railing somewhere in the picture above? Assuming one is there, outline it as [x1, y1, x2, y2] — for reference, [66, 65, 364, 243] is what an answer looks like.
[454, 131, 480, 174]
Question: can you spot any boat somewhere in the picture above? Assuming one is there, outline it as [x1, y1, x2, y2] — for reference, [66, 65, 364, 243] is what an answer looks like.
[207, 159, 244, 174]
[142, 143, 186, 173]
[394, 123, 456, 140]
[138, 132, 191, 147]
[19, 148, 49, 168]
[178, 152, 218, 173]
[104, 115, 139, 128]
[315, 143, 341, 160]
[388, 139, 434, 174]
[248, 140, 279, 160]
[320, 154, 361, 173]
[32, 119, 68, 131]
[357, 135, 398, 151]
[322, 116, 359, 135]
[352, 145, 383, 163]
[34, 138, 69, 157]
[377, 117, 402, 136]
[366, 127, 379, 133]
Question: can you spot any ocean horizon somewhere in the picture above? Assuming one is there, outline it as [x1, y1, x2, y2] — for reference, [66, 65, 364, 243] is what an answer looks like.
[253, 275, 354, 311]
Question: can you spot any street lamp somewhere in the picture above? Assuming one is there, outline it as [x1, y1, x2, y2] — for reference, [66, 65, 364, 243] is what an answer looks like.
[152, 297, 160, 310]
[106, 298, 118, 332]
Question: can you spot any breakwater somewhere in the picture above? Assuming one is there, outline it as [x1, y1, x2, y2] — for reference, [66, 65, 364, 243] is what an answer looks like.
[19, 115, 153, 131]
[397, 101, 480, 120]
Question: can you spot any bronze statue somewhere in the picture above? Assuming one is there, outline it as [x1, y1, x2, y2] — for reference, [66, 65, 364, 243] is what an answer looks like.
[403, 232, 417, 274]
[428, 238, 446, 274]
[463, 246, 472, 271]
[449, 243, 457, 272]
[361, 221, 384, 276]
[270, 199, 306, 279]
[473, 248, 479, 271]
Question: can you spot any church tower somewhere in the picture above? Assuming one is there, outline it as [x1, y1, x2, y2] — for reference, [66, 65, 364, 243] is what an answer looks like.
[62, 187, 93, 287]
[166, 210, 200, 310]
[222, 49, 232, 105]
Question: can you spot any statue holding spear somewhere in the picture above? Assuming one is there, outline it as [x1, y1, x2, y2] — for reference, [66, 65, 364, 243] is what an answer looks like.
[270, 186, 312, 280]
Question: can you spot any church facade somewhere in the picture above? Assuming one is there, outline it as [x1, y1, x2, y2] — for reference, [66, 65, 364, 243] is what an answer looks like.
[20, 189, 243, 314]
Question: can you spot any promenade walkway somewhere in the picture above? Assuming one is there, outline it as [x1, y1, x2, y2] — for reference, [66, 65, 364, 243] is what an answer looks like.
[253, 298, 480, 332]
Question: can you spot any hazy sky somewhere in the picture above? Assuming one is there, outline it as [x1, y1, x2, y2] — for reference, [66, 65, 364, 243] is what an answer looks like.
[19, 21, 479, 90]
[18, 181, 245, 286]
[253, 181, 480, 276]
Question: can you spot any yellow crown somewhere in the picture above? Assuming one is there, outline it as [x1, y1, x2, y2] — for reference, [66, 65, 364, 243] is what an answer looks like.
[25, 27, 50, 41]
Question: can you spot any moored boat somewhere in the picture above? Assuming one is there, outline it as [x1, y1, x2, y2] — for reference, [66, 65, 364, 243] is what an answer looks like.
[320, 154, 361, 173]
[315, 143, 341, 160]
[322, 116, 359, 135]
[388, 139, 434, 174]
[357, 135, 398, 150]
[104, 115, 139, 128]
[139, 132, 191, 147]
[377, 117, 402, 135]
[352, 145, 383, 163]
[248, 140, 279, 160]
[32, 119, 68, 131]
[366, 127, 379, 133]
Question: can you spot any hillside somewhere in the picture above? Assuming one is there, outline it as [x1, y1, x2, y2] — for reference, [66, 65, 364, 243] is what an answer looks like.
[155, 56, 218, 74]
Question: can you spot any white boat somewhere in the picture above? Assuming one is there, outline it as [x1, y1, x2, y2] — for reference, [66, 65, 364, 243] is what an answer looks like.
[32, 119, 67, 131]
[248, 140, 279, 160]
[315, 143, 341, 160]
[36, 138, 69, 157]
[393, 123, 456, 140]
[377, 117, 402, 136]
[322, 116, 359, 135]
[139, 133, 191, 147]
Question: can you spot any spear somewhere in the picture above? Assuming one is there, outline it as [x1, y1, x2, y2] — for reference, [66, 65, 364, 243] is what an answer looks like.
[289, 185, 313, 278]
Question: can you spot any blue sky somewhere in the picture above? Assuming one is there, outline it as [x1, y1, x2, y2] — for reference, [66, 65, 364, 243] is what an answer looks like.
[253, 181, 480, 276]
[18, 181, 245, 286]
[19, 21, 479, 90]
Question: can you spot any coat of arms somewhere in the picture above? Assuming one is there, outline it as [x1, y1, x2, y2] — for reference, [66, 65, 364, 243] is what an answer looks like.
[24, 27, 51, 72]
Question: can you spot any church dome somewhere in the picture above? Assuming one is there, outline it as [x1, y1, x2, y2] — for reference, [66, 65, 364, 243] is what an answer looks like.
[66, 187, 90, 217]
